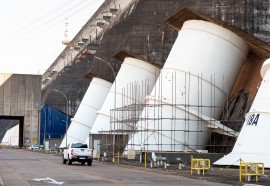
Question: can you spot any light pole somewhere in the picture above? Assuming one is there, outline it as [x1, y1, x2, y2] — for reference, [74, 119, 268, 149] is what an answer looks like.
[53, 89, 69, 147]
[94, 56, 116, 162]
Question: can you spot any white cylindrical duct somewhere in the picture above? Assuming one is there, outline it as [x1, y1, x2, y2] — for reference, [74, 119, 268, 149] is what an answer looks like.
[60, 78, 112, 147]
[130, 20, 248, 151]
[214, 59, 270, 167]
[1, 124, 19, 146]
[90, 57, 160, 133]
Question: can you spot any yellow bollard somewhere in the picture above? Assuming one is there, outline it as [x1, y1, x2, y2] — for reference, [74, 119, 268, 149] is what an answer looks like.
[239, 158, 242, 181]
[97, 150, 100, 162]
[190, 156, 193, 175]
[144, 152, 147, 168]
[117, 151, 120, 164]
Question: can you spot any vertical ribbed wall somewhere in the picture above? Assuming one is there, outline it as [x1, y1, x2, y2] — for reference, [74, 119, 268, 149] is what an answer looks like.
[130, 20, 249, 151]
[90, 57, 160, 133]
[60, 78, 112, 147]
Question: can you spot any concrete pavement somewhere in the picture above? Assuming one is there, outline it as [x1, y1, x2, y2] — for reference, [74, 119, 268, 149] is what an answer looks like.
[0, 148, 267, 185]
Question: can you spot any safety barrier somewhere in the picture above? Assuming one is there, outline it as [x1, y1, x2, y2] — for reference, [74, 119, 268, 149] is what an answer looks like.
[190, 158, 210, 175]
[239, 159, 264, 182]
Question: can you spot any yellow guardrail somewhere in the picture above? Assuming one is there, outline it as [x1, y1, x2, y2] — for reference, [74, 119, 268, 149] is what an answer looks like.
[117, 151, 120, 164]
[97, 150, 100, 162]
[190, 158, 210, 175]
[239, 159, 264, 182]
[144, 152, 147, 168]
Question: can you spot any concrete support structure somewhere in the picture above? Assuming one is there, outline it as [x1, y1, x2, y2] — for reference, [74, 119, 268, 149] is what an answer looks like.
[0, 74, 41, 147]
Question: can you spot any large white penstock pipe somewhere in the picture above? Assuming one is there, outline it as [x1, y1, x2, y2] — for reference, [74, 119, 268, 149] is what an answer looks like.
[90, 57, 160, 133]
[130, 20, 249, 151]
[60, 78, 112, 147]
[215, 59, 270, 167]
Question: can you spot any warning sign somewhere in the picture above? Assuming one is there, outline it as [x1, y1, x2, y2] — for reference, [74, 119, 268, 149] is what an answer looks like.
[31, 138, 37, 143]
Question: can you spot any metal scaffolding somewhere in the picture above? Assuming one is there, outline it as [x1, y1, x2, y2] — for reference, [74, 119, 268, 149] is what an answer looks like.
[92, 72, 243, 156]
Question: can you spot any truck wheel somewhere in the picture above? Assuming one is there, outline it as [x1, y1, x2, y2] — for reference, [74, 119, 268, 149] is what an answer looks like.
[68, 156, 72, 165]
[87, 160, 92, 166]
[62, 155, 67, 164]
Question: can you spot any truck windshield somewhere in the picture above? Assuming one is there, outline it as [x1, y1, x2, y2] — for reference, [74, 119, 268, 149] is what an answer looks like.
[71, 143, 88, 148]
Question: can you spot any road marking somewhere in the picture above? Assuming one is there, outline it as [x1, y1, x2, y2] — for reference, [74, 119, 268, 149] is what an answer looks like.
[33, 177, 64, 185]
[0, 176, 4, 186]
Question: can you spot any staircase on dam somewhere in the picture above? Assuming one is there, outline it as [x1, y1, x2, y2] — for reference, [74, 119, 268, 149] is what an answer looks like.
[41, 0, 135, 116]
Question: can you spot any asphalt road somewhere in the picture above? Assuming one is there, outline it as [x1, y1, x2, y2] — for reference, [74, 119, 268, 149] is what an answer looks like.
[0, 148, 235, 186]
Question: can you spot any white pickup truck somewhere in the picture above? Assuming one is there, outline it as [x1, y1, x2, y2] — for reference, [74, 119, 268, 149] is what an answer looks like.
[62, 143, 93, 166]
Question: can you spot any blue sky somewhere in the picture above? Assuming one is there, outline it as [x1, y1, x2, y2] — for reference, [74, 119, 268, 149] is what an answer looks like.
[0, 0, 104, 75]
